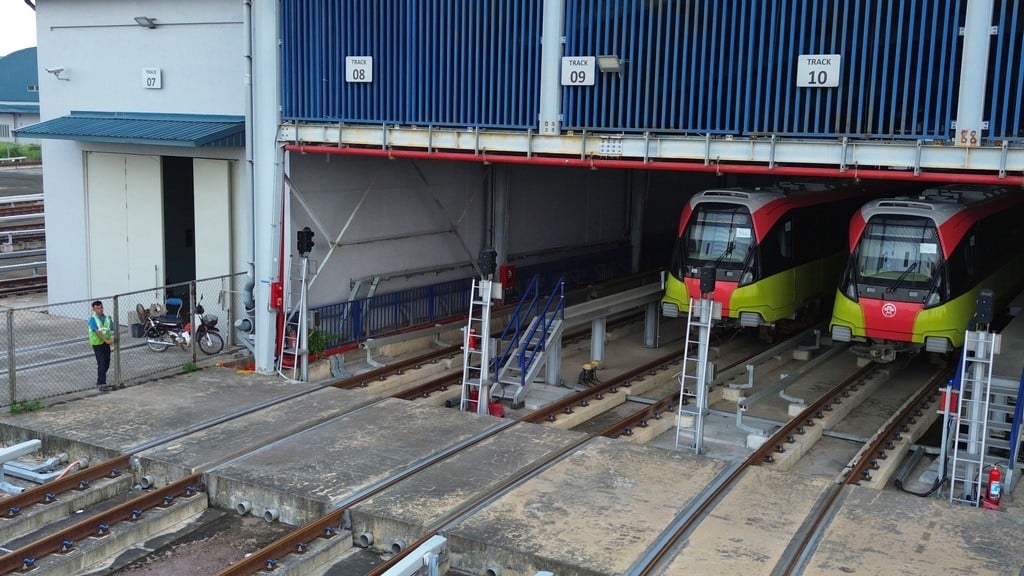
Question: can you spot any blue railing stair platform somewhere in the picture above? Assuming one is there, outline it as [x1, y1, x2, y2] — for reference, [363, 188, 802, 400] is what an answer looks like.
[491, 275, 565, 409]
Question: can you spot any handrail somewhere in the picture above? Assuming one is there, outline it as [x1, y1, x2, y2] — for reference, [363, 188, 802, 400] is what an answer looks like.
[493, 274, 541, 378]
[514, 277, 565, 387]
[1008, 368, 1024, 471]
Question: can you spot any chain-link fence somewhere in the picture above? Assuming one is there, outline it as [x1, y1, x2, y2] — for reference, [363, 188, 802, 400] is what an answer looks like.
[0, 273, 248, 408]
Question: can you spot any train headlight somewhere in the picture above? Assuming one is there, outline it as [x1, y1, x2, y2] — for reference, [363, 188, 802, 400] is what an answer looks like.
[738, 271, 754, 286]
[831, 325, 852, 342]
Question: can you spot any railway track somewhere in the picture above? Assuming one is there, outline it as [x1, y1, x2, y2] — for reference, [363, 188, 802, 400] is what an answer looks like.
[0, 302, 948, 575]
[0, 275, 46, 297]
[0, 194, 47, 296]
[0, 303, 698, 574]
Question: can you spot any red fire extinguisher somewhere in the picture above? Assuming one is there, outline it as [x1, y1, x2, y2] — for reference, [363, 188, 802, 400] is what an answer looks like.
[468, 328, 478, 350]
[983, 464, 1002, 509]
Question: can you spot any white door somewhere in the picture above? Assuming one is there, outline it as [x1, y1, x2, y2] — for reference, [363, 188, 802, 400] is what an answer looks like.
[193, 159, 232, 319]
[125, 155, 164, 291]
[86, 152, 164, 297]
[86, 153, 129, 298]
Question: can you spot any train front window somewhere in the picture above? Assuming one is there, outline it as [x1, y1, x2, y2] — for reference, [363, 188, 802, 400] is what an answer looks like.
[854, 216, 942, 291]
[683, 205, 754, 270]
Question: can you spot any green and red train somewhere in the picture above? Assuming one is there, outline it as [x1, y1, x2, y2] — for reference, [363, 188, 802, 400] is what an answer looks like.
[829, 185, 1024, 362]
[661, 181, 889, 329]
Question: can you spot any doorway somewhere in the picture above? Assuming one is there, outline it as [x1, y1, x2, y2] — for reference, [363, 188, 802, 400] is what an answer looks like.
[161, 156, 196, 293]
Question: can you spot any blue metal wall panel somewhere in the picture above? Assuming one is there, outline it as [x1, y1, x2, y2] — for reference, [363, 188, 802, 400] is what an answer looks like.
[281, 0, 543, 129]
[562, 0, 965, 138]
[987, 0, 1024, 141]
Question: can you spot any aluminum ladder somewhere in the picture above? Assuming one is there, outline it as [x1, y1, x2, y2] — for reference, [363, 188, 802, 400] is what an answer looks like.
[949, 329, 998, 506]
[277, 256, 310, 382]
[459, 278, 496, 414]
[675, 298, 714, 454]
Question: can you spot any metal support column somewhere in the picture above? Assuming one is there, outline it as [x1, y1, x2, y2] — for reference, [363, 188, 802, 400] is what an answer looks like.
[251, 0, 283, 373]
[491, 165, 511, 270]
[629, 171, 648, 274]
[546, 336, 562, 385]
[537, 0, 566, 135]
[644, 301, 659, 348]
[590, 316, 606, 364]
[955, 0, 995, 146]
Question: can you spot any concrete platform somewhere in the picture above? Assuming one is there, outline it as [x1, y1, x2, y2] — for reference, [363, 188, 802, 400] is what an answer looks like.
[205, 398, 504, 526]
[0, 367, 310, 467]
[444, 436, 729, 576]
[135, 386, 380, 485]
[804, 485, 1024, 576]
[662, 466, 831, 575]
[349, 422, 586, 555]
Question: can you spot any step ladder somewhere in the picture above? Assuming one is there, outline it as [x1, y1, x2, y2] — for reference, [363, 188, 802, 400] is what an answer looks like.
[675, 298, 714, 454]
[460, 278, 498, 414]
[492, 278, 565, 408]
[277, 256, 310, 382]
[949, 329, 998, 506]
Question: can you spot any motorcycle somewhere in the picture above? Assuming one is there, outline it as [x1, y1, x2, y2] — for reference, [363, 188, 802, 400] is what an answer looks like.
[135, 298, 224, 355]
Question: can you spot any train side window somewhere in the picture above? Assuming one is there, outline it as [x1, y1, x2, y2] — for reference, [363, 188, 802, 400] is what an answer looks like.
[779, 217, 793, 259]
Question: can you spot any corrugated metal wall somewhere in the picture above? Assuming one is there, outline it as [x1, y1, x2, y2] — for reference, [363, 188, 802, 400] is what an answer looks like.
[987, 0, 1024, 140]
[281, 0, 543, 128]
[561, 0, 965, 138]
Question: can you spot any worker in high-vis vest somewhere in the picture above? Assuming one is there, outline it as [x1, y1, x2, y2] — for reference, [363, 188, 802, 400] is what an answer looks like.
[88, 300, 115, 392]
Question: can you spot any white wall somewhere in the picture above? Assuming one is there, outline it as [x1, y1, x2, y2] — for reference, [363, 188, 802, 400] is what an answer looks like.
[36, 0, 244, 116]
[36, 0, 247, 303]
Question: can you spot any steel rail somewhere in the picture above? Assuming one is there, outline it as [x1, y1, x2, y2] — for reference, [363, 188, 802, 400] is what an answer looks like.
[396, 314, 640, 401]
[363, 338, 806, 576]
[774, 368, 949, 576]
[0, 473, 201, 574]
[625, 362, 882, 575]
[0, 455, 131, 516]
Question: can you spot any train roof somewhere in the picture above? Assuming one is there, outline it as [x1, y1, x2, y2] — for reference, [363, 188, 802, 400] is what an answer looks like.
[858, 185, 1016, 226]
[689, 181, 857, 212]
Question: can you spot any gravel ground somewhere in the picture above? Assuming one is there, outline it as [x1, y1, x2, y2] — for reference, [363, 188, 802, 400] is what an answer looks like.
[91, 510, 294, 575]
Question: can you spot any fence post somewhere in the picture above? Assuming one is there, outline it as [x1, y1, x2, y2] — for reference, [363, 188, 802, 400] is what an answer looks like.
[190, 281, 197, 364]
[7, 309, 15, 405]
[113, 295, 122, 387]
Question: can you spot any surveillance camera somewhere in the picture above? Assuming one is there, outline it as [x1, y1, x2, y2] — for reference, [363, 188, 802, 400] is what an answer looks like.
[45, 67, 64, 74]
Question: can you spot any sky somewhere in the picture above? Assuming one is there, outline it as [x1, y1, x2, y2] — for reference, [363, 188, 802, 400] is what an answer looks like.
[0, 2, 37, 57]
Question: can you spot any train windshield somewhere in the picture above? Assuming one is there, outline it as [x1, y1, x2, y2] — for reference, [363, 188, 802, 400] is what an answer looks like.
[853, 216, 942, 290]
[681, 204, 754, 269]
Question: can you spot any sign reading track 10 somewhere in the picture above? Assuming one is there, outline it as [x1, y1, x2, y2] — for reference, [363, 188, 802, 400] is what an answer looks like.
[796, 54, 841, 88]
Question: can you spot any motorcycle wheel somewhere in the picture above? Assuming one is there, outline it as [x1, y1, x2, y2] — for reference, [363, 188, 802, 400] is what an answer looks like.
[146, 333, 173, 352]
[198, 330, 224, 355]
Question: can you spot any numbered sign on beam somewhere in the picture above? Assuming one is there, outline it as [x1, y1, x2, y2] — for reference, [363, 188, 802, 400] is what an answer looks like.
[561, 56, 595, 86]
[345, 56, 373, 83]
[796, 54, 841, 88]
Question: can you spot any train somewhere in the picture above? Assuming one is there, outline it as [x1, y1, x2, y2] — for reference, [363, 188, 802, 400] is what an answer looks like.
[661, 181, 891, 330]
[829, 185, 1024, 362]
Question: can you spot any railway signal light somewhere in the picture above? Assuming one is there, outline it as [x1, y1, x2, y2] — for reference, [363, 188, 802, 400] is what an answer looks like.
[699, 263, 716, 296]
[297, 227, 315, 256]
[478, 248, 497, 277]
[974, 288, 994, 326]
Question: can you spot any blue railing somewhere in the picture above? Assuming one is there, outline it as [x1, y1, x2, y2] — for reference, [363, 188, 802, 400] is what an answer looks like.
[493, 275, 542, 379]
[311, 246, 630, 350]
[313, 278, 472, 349]
[511, 278, 566, 388]
[1008, 368, 1024, 468]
